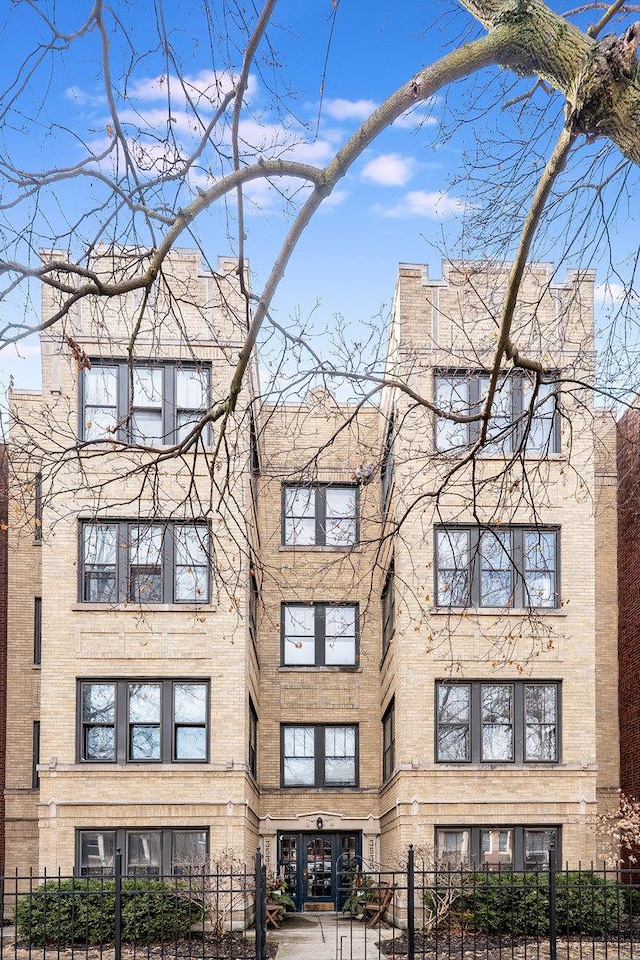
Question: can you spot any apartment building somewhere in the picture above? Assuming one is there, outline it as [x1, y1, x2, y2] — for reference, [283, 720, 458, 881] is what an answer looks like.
[5, 253, 619, 906]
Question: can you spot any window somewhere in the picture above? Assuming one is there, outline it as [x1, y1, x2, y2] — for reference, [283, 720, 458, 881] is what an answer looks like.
[282, 485, 357, 546]
[282, 725, 358, 787]
[382, 700, 395, 783]
[381, 413, 395, 515]
[382, 559, 395, 656]
[249, 700, 258, 778]
[32, 721, 40, 790]
[78, 828, 208, 876]
[435, 526, 559, 608]
[281, 604, 358, 667]
[80, 520, 210, 603]
[434, 370, 558, 454]
[34, 472, 42, 541]
[33, 597, 42, 665]
[436, 826, 559, 870]
[436, 681, 559, 763]
[82, 362, 210, 445]
[79, 679, 209, 763]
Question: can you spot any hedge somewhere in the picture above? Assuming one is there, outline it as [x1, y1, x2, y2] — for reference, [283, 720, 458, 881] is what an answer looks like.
[16, 878, 204, 946]
[456, 871, 625, 935]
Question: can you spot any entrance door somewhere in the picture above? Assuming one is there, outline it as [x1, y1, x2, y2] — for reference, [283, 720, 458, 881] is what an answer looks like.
[278, 831, 360, 911]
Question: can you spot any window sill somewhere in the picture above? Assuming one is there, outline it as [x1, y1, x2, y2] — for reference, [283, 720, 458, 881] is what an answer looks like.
[430, 606, 567, 617]
[278, 544, 361, 552]
[278, 665, 361, 673]
[71, 602, 216, 613]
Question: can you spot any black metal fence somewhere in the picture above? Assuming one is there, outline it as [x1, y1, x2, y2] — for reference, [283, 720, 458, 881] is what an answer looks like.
[336, 846, 640, 958]
[0, 849, 269, 960]
[4, 849, 640, 959]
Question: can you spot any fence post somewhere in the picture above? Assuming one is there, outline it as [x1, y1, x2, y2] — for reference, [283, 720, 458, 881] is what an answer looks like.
[255, 848, 266, 960]
[407, 844, 415, 960]
[548, 841, 557, 960]
[114, 848, 122, 960]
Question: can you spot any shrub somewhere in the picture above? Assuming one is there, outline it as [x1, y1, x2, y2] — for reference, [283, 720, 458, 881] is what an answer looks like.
[16, 877, 204, 946]
[457, 871, 625, 936]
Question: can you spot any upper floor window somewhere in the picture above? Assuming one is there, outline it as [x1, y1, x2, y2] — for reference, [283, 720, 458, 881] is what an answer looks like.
[435, 526, 559, 609]
[382, 559, 395, 657]
[281, 724, 358, 787]
[82, 362, 210, 445]
[79, 679, 209, 763]
[436, 825, 559, 871]
[435, 680, 559, 763]
[81, 520, 210, 604]
[381, 412, 395, 515]
[282, 603, 358, 667]
[382, 699, 395, 783]
[434, 370, 558, 455]
[78, 828, 208, 876]
[283, 485, 357, 547]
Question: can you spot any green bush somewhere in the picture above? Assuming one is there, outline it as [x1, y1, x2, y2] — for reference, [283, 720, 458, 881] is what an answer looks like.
[457, 871, 625, 936]
[16, 877, 204, 946]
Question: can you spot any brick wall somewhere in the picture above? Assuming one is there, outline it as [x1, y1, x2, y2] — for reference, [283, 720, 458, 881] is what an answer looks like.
[617, 407, 640, 799]
[0, 446, 8, 869]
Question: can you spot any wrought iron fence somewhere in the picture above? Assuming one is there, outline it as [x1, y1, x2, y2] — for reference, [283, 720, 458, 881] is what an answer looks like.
[336, 847, 640, 958]
[0, 850, 269, 960]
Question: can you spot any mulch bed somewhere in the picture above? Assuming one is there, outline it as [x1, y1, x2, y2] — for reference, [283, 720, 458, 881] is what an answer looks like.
[10, 934, 277, 960]
[379, 932, 639, 958]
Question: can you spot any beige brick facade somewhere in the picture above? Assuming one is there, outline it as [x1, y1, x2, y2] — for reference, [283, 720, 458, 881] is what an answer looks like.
[4, 254, 619, 899]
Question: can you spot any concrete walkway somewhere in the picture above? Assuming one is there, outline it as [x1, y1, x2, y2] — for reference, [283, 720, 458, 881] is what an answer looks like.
[268, 912, 394, 959]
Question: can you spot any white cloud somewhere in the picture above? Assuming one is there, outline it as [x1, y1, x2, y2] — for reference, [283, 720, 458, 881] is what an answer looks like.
[594, 281, 632, 305]
[361, 153, 415, 186]
[129, 69, 256, 108]
[321, 189, 349, 208]
[322, 98, 377, 121]
[393, 101, 439, 129]
[374, 190, 465, 219]
[64, 86, 106, 108]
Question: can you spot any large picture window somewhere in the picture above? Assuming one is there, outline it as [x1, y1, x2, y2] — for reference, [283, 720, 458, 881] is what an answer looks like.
[79, 679, 209, 763]
[435, 370, 558, 454]
[436, 681, 560, 763]
[78, 828, 208, 876]
[281, 724, 358, 787]
[435, 526, 559, 609]
[82, 362, 210, 445]
[282, 485, 357, 547]
[436, 826, 560, 871]
[281, 603, 358, 667]
[81, 520, 210, 604]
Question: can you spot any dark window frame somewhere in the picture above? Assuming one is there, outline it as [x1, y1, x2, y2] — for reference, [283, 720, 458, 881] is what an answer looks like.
[33, 597, 42, 665]
[435, 825, 561, 871]
[34, 472, 42, 541]
[434, 525, 560, 609]
[79, 519, 211, 604]
[381, 412, 395, 516]
[281, 484, 359, 547]
[382, 699, 395, 784]
[435, 680, 561, 764]
[434, 369, 560, 455]
[32, 720, 40, 789]
[249, 699, 258, 779]
[76, 827, 209, 876]
[281, 724, 359, 788]
[281, 602, 359, 668]
[382, 559, 395, 657]
[80, 360, 211, 446]
[77, 678, 210, 764]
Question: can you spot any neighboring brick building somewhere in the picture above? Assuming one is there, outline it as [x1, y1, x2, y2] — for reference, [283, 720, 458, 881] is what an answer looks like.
[4, 253, 620, 903]
[616, 405, 640, 802]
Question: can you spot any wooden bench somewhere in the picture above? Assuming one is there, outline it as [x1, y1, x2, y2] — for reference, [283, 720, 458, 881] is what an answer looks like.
[363, 882, 395, 928]
[265, 902, 283, 928]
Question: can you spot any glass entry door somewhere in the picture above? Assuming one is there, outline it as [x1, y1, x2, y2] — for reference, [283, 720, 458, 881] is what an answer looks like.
[278, 831, 360, 910]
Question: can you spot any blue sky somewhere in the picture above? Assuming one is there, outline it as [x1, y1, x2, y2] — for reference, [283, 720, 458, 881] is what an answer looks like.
[0, 1, 637, 397]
